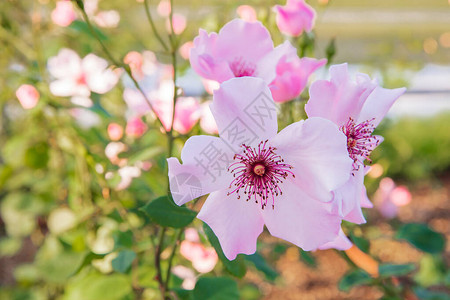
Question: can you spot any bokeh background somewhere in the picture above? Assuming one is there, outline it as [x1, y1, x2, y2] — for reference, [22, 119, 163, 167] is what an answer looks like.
[0, 0, 449, 299]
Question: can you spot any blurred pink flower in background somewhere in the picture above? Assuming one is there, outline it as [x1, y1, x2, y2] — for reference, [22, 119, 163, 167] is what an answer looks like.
[70, 108, 101, 129]
[270, 55, 326, 103]
[374, 177, 412, 218]
[116, 166, 142, 190]
[305, 63, 406, 225]
[274, 0, 316, 37]
[236, 5, 257, 22]
[124, 51, 145, 80]
[180, 228, 218, 273]
[51, 1, 77, 27]
[199, 101, 218, 134]
[107, 123, 124, 141]
[179, 41, 194, 60]
[157, 0, 171, 17]
[190, 19, 298, 84]
[166, 14, 187, 35]
[48, 49, 118, 107]
[94, 10, 120, 28]
[105, 141, 128, 166]
[126, 117, 147, 138]
[16, 84, 39, 109]
[172, 266, 196, 290]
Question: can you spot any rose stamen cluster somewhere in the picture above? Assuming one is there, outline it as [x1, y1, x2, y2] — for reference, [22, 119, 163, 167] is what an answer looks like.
[340, 117, 379, 171]
[227, 140, 295, 210]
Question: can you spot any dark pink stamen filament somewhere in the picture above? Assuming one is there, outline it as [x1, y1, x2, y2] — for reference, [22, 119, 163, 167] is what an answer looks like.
[340, 117, 379, 171]
[227, 140, 295, 210]
[229, 57, 256, 77]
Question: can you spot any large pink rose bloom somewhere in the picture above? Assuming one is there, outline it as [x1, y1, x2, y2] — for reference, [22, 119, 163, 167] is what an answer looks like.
[274, 0, 316, 37]
[190, 19, 296, 84]
[48, 48, 118, 107]
[168, 77, 353, 260]
[305, 64, 406, 224]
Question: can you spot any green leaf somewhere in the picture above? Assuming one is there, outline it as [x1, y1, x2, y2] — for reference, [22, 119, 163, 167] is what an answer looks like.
[193, 277, 239, 300]
[245, 253, 278, 281]
[396, 223, 445, 254]
[127, 147, 164, 164]
[113, 230, 134, 250]
[38, 251, 87, 283]
[64, 273, 132, 300]
[24, 142, 49, 169]
[413, 287, 450, 300]
[203, 223, 246, 278]
[299, 249, 317, 268]
[325, 38, 336, 65]
[349, 232, 370, 254]
[140, 196, 196, 228]
[173, 288, 194, 300]
[379, 263, 415, 277]
[338, 269, 372, 292]
[69, 20, 108, 41]
[111, 250, 136, 273]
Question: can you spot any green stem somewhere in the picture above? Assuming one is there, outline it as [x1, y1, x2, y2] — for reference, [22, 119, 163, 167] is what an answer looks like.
[164, 228, 184, 289]
[143, 0, 169, 52]
[155, 227, 167, 299]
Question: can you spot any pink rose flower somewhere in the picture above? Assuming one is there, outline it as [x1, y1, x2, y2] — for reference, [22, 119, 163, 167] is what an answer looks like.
[180, 228, 218, 273]
[317, 229, 353, 251]
[305, 64, 406, 224]
[168, 77, 353, 260]
[16, 84, 39, 109]
[270, 55, 326, 103]
[274, 0, 316, 37]
[236, 5, 257, 22]
[190, 19, 297, 84]
[374, 177, 411, 219]
[48, 48, 118, 107]
[51, 1, 77, 27]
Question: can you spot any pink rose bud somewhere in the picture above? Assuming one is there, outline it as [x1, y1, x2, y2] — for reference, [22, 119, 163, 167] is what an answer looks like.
[236, 5, 257, 22]
[107, 123, 124, 141]
[274, 0, 316, 37]
[126, 117, 147, 138]
[166, 13, 187, 35]
[51, 1, 77, 27]
[157, 0, 171, 17]
[16, 84, 39, 109]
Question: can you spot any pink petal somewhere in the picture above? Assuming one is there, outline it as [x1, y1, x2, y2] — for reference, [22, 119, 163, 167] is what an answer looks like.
[51, 1, 77, 27]
[215, 19, 274, 68]
[197, 189, 264, 260]
[168, 135, 234, 205]
[50, 78, 86, 97]
[199, 101, 219, 134]
[257, 40, 297, 84]
[269, 117, 352, 202]
[236, 5, 257, 22]
[357, 86, 406, 127]
[173, 97, 201, 134]
[261, 181, 341, 251]
[47, 48, 82, 79]
[211, 77, 278, 150]
[318, 229, 352, 251]
[16, 84, 39, 109]
[305, 63, 377, 126]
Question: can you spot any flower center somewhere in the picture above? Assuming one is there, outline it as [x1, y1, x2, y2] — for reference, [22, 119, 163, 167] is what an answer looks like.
[340, 117, 379, 171]
[76, 73, 87, 85]
[227, 140, 295, 210]
[229, 57, 256, 77]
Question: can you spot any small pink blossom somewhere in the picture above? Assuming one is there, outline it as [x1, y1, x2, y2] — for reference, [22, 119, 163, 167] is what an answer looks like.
[94, 10, 120, 28]
[16, 84, 39, 109]
[124, 51, 144, 80]
[236, 5, 257, 22]
[51, 1, 77, 27]
[116, 166, 142, 190]
[107, 123, 124, 141]
[48, 49, 118, 106]
[172, 266, 196, 290]
[199, 101, 218, 134]
[374, 177, 411, 219]
[274, 0, 316, 37]
[105, 142, 128, 166]
[166, 14, 187, 35]
[126, 117, 147, 138]
[168, 77, 353, 260]
[270, 55, 326, 103]
[201, 79, 220, 95]
[180, 228, 218, 273]
[190, 19, 298, 84]
[305, 63, 406, 224]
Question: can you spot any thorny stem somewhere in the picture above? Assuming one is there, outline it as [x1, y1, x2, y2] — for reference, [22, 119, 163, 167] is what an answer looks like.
[74, 0, 167, 132]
